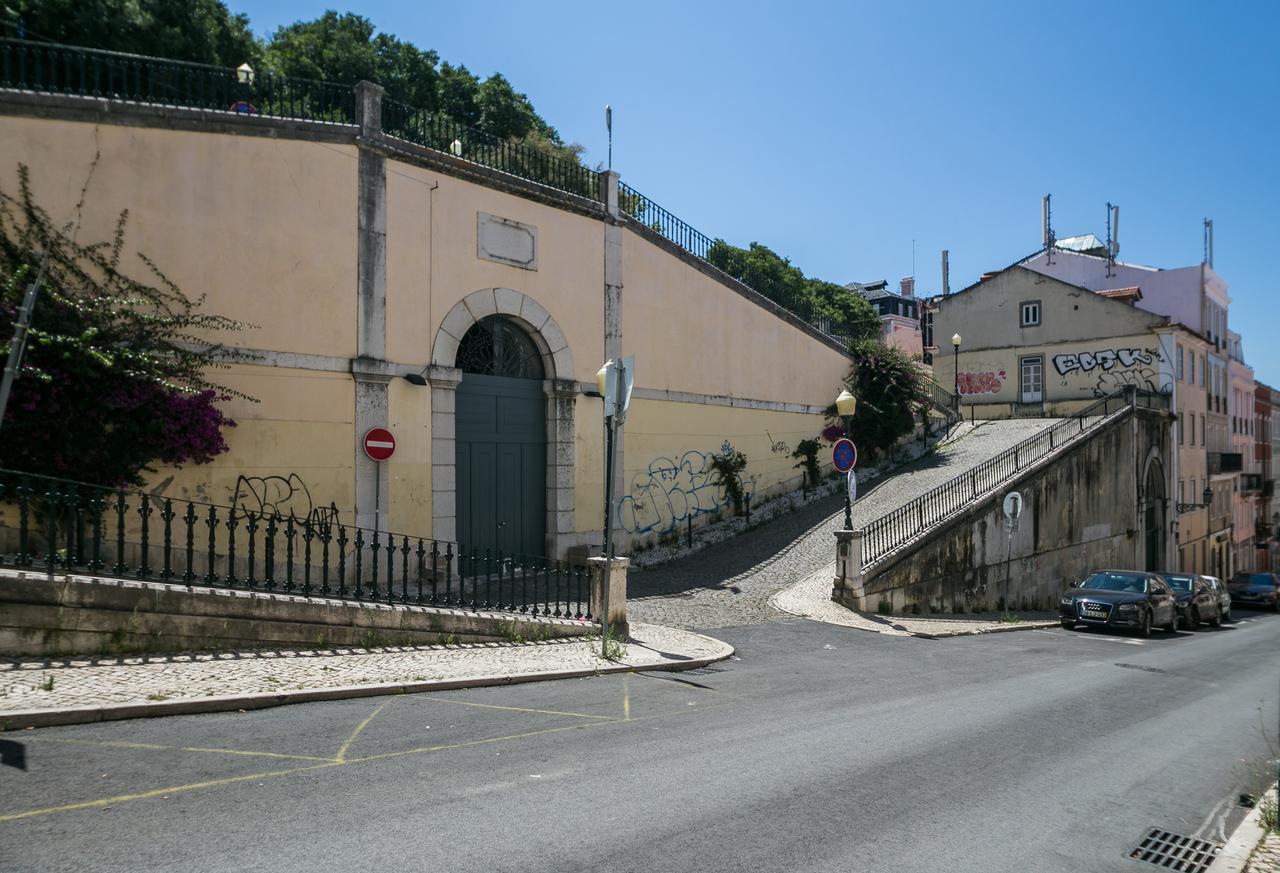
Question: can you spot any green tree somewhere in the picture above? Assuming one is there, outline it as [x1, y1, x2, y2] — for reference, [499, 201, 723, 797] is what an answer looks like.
[0, 165, 251, 486]
[838, 340, 927, 457]
[705, 240, 881, 344]
[3, 0, 261, 68]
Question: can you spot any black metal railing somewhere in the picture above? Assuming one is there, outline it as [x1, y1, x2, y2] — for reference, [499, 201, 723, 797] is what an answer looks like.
[1, 37, 355, 124]
[921, 375, 960, 420]
[0, 469, 590, 621]
[861, 389, 1136, 567]
[382, 98, 602, 201]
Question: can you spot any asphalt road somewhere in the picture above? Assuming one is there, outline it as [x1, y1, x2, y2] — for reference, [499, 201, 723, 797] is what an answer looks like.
[2, 612, 1277, 872]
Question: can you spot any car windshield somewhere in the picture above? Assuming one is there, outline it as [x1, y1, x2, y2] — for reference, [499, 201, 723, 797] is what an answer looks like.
[1162, 575, 1194, 592]
[1079, 572, 1147, 593]
[1232, 573, 1274, 587]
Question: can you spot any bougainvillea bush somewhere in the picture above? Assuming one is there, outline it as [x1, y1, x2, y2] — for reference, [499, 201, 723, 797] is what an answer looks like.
[0, 165, 252, 486]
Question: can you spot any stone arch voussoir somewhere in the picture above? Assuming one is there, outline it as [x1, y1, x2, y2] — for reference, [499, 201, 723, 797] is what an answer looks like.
[431, 288, 574, 380]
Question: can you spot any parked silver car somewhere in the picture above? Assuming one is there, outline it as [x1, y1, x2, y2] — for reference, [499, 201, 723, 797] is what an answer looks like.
[1199, 575, 1232, 623]
[1228, 573, 1280, 611]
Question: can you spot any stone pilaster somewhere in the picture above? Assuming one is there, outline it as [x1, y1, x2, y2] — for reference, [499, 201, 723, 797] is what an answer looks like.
[589, 555, 629, 639]
[832, 529, 866, 610]
[428, 365, 463, 544]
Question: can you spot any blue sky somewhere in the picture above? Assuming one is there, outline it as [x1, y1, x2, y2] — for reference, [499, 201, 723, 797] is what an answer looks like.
[245, 0, 1280, 381]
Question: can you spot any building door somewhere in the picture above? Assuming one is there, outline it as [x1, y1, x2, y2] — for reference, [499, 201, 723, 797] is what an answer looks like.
[455, 317, 547, 559]
[1144, 461, 1166, 572]
[1020, 356, 1044, 404]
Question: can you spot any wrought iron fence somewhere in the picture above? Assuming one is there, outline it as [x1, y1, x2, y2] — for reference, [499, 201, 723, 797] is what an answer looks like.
[383, 98, 601, 201]
[861, 389, 1136, 567]
[0, 469, 590, 620]
[0, 37, 355, 123]
[921, 375, 960, 420]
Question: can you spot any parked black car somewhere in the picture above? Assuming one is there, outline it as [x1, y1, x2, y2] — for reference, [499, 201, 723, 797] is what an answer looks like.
[1228, 572, 1280, 612]
[1160, 573, 1222, 628]
[1060, 570, 1178, 636]
[1201, 575, 1233, 623]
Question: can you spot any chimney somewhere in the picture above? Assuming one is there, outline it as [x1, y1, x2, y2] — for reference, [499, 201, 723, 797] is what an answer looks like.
[900, 276, 914, 298]
[942, 250, 950, 295]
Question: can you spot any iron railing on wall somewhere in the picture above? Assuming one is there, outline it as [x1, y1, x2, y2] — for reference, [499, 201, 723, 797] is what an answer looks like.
[0, 469, 591, 621]
[382, 98, 601, 202]
[861, 389, 1139, 567]
[0, 37, 355, 124]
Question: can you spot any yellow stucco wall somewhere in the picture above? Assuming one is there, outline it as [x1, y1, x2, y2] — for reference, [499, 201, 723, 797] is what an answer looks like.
[0, 117, 359, 357]
[146, 364, 355, 522]
[618, 399, 829, 542]
[387, 377, 432, 536]
[622, 233, 850, 406]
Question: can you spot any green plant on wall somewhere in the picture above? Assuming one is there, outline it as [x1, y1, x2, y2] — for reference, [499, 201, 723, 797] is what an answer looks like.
[792, 438, 821, 488]
[708, 446, 748, 516]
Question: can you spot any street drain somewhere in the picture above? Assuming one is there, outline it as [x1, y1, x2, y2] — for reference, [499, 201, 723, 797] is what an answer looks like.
[1129, 828, 1221, 872]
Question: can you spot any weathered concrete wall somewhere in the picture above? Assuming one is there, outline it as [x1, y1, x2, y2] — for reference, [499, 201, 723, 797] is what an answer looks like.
[0, 570, 594, 657]
[845, 408, 1171, 613]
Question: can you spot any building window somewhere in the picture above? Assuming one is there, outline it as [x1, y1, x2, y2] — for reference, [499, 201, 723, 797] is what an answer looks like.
[1179, 414, 1185, 445]
[1191, 413, 1196, 445]
[1020, 301, 1041, 327]
[1200, 356, 1205, 386]
[1177, 346, 1184, 381]
[1179, 480, 1185, 503]
[1201, 416, 1206, 445]
[1189, 353, 1195, 384]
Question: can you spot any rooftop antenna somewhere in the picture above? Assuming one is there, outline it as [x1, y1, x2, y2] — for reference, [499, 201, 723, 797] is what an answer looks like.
[912, 238, 916, 279]
[1105, 201, 1115, 277]
[1203, 217, 1213, 267]
[1042, 194, 1055, 264]
[942, 249, 950, 296]
[605, 104, 612, 171]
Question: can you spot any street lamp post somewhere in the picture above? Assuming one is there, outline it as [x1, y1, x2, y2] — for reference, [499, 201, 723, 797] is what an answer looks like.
[835, 388, 857, 530]
[951, 333, 962, 405]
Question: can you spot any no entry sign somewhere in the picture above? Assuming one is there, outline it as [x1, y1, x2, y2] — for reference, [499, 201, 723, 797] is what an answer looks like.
[363, 427, 396, 462]
[832, 438, 857, 473]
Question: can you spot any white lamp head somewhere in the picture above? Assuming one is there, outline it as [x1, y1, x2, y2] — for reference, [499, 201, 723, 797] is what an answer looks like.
[835, 388, 857, 417]
[596, 362, 611, 397]
[236, 63, 254, 85]
[951, 333, 962, 347]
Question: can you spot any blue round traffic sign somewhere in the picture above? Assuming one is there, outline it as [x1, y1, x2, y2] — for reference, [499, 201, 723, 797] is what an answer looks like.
[832, 438, 857, 473]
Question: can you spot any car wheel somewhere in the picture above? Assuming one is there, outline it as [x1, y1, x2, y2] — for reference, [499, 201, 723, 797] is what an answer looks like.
[1189, 606, 1201, 630]
[1209, 605, 1221, 627]
[1164, 610, 1178, 633]
[1060, 619, 1075, 630]
[1223, 606, 1232, 623]
[1137, 608, 1151, 638]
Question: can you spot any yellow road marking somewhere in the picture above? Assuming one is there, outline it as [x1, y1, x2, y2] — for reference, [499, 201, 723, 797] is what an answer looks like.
[623, 677, 631, 721]
[0, 761, 341, 822]
[1, 693, 739, 823]
[419, 697, 621, 721]
[334, 701, 390, 762]
[32, 737, 332, 763]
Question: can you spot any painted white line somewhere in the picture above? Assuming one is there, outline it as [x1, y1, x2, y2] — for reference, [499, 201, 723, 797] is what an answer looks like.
[1194, 795, 1229, 838]
[365, 440, 395, 449]
[1032, 629, 1144, 645]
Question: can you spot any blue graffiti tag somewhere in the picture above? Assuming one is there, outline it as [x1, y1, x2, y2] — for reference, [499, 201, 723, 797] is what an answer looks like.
[619, 444, 755, 535]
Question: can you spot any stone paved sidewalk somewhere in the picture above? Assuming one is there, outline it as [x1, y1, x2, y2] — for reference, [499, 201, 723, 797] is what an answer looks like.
[0, 622, 732, 728]
[627, 419, 1060, 631]
[1247, 830, 1280, 873]
[771, 565, 1057, 638]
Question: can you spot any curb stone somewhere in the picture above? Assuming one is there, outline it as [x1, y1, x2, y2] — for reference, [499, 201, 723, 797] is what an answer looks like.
[1210, 785, 1278, 873]
[0, 624, 734, 731]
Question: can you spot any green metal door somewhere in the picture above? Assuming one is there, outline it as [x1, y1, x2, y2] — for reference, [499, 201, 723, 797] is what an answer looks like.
[454, 317, 547, 559]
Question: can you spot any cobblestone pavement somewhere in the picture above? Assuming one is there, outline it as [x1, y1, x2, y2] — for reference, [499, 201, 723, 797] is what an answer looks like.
[771, 564, 1057, 637]
[0, 622, 730, 719]
[626, 418, 1060, 631]
[1247, 828, 1280, 872]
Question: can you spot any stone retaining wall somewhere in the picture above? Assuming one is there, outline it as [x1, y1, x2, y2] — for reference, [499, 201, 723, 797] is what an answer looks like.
[0, 569, 596, 657]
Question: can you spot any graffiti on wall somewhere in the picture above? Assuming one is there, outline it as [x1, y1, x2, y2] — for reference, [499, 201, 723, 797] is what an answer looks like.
[1052, 346, 1166, 398]
[958, 370, 1006, 395]
[1052, 348, 1153, 376]
[619, 442, 755, 535]
[231, 474, 339, 526]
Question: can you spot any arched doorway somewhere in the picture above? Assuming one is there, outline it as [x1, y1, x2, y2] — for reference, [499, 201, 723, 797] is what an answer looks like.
[455, 316, 547, 558]
[1143, 459, 1166, 572]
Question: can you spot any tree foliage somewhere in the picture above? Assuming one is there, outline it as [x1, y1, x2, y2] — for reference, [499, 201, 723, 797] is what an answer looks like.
[3, 0, 261, 68]
[0, 165, 251, 486]
[705, 240, 882, 344]
[837, 340, 928, 457]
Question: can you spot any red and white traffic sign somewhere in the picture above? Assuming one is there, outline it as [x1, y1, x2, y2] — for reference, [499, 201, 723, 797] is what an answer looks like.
[362, 427, 396, 462]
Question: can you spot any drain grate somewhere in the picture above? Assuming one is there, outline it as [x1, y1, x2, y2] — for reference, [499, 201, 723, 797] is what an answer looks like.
[1129, 828, 1221, 872]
